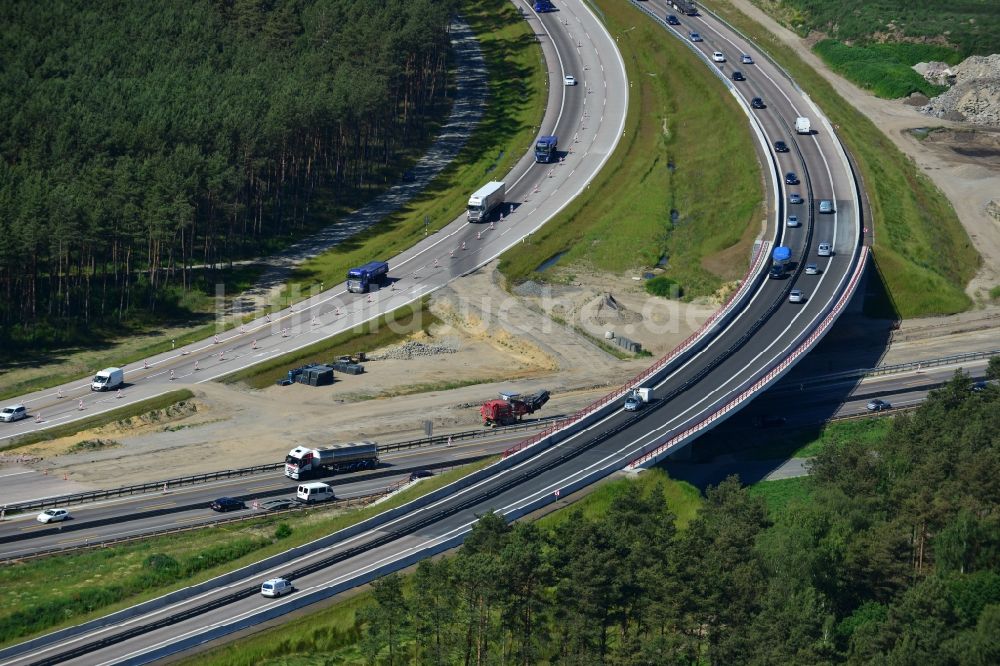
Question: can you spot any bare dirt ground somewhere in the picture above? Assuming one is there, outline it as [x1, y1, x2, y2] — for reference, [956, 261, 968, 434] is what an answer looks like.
[729, 0, 1000, 303]
[14, 263, 715, 488]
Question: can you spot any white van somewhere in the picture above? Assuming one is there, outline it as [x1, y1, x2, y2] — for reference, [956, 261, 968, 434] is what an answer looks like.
[91, 367, 124, 391]
[296, 482, 334, 503]
[261, 577, 293, 597]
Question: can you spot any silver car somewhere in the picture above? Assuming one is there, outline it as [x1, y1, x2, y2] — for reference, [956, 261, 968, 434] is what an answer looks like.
[786, 215, 800, 227]
[818, 199, 835, 214]
[0, 404, 27, 422]
[741, 54, 754, 64]
[805, 264, 819, 275]
[789, 289, 804, 303]
[817, 242, 832, 256]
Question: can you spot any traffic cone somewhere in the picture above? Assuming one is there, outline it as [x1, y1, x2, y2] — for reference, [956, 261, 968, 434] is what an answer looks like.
[449, 249, 454, 257]
[282, 328, 288, 337]
[433, 258, 439, 267]
[143, 359, 149, 369]
[252, 339, 258, 349]
[78, 399, 84, 411]
[219, 350, 225, 361]
[170, 370, 175, 380]
[335, 307, 341, 316]
[35, 413, 41, 423]
[367, 293, 373, 303]
[462, 241, 467, 250]
[266, 313, 272, 322]
[240, 325, 246, 334]
[57, 388, 63, 399]
[194, 360, 200, 371]
[476, 231, 481, 240]
[214, 335, 220, 344]
[116, 389, 123, 398]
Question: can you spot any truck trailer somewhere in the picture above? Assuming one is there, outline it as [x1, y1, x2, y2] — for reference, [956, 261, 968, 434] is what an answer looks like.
[534, 136, 558, 163]
[467, 181, 506, 222]
[347, 261, 389, 293]
[284, 442, 379, 479]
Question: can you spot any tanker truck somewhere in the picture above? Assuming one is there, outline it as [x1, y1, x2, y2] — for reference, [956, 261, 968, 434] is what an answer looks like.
[284, 442, 379, 479]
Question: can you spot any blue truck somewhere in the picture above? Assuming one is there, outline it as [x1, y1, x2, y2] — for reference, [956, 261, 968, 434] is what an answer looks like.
[534, 135, 558, 163]
[347, 260, 389, 293]
[769, 246, 791, 279]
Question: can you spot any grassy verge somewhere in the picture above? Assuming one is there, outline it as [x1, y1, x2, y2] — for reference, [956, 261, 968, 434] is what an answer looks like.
[706, 0, 978, 316]
[0, 458, 496, 649]
[1, 390, 195, 451]
[181, 469, 702, 666]
[499, 0, 763, 300]
[275, 0, 548, 304]
[219, 299, 440, 389]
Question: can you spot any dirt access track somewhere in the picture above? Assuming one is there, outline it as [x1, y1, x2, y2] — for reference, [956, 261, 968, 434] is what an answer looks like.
[727, 0, 1000, 302]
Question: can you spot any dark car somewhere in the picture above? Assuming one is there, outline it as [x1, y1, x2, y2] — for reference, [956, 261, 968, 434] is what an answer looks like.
[689, 32, 702, 42]
[773, 140, 789, 152]
[210, 497, 246, 512]
[409, 470, 435, 481]
[666, 14, 680, 25]
[750, 97, 765, 109]
[785, 171, 799, 185]
[731, 70, 745, 81]
[866, 399, 891, 412]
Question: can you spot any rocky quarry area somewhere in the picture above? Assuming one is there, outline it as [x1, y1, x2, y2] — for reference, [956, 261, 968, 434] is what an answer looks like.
[915, 54, 1000, 127]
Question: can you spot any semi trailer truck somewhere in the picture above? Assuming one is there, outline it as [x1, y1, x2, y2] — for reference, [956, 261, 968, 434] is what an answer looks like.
[467, 181, 506, 222]
[769, 246, 791, 279]
[284, 442, 379, 479]
[347, 261, 389, 293]
[534, 136, 558, 163]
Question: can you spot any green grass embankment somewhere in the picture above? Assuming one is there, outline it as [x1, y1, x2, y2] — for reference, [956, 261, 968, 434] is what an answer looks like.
[1, 390, 195, 451]
[812, 41, 959, 99]
[0, 458, 496, 649]
[499, 0, 764, 300]
[706, 0, 979, 316]
[276, 0, 548, 303]
[179, 469, 702, 666]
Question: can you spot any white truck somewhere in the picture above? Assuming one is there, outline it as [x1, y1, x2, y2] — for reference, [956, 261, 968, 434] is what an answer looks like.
[795, 117, 811, 134]
[467, 181, 506, 222]
[91, 367, 124, 391]
[284, 442, 379, 479]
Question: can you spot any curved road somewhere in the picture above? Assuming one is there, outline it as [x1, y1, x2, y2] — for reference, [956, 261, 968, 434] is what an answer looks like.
[0, 1, 871, 664]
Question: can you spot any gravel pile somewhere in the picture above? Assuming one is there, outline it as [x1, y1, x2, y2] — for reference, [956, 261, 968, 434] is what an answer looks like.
[370, 340, 459, 361]
[513, 280, 546, 298]
[918, 54, 1000, 128]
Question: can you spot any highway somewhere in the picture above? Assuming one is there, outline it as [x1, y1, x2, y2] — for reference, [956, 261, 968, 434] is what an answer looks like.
[0, 0, 872, 663]
[0, 433, 523, 561]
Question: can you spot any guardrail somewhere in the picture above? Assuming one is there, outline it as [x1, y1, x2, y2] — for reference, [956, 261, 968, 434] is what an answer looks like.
[2, 416, 561, 515]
